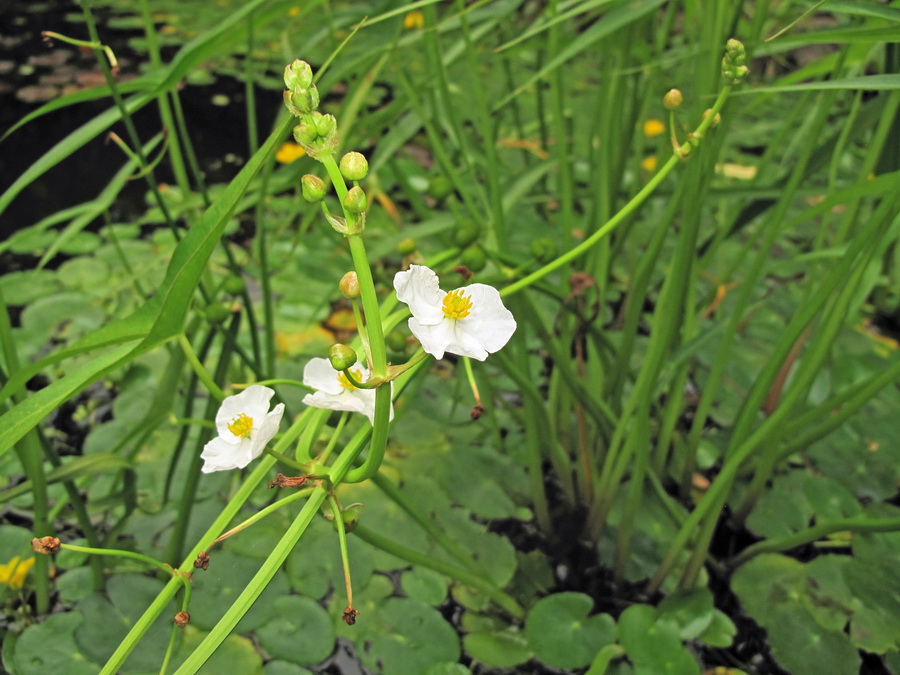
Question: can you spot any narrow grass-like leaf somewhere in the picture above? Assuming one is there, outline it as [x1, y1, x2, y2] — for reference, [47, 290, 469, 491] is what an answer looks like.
[742, 74, 900, 94]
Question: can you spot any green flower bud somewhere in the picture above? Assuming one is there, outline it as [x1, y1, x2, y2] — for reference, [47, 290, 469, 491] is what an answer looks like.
[284, 59, 313, 91]
[722, 39, 749, 84]
[223, 275, 245, 295]
[343, 186, 368, 214]
[687, 131, 701, 147]
[339, 271, 360, 299]
[328, 343, 358, 371]
[397, 238, 417, 255]
[334, 503, 364, 533]
[283, 87, 319, 116]
[385, 330, 407, 353]
[339, 152, 369, 181]
[702, 109, 721, 127]
[301, 174, 326, 202]
[204, 304, 230, 323]
[294, 123, 318, 145]
[461, 245, 487, 272]
[312, 112, 335, 137]
[453, 218, 481, 248]
[663, 88, 683, 110]
[427, 175, 453, 201]
[530, 237, 558, 263]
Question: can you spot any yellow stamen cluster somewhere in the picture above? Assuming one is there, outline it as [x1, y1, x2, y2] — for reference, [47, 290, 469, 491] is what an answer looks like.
[227, 413, 254, 438]
[337, 368, 363, 390]
[442, 289, 473, 320]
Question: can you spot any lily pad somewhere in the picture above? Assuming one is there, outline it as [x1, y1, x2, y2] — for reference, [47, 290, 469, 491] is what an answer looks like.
[618, 604, 699, 674]
[463, 629, 532, 668]
[255, 595, 336, 665]
[12, 611, 101, 675]
[525, 592, 616, 669]
[363, 597, 460, 675]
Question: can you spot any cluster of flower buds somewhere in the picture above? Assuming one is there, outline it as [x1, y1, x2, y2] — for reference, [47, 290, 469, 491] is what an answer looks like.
[722, 38, 749, 85]
[283, 60, 339, 160]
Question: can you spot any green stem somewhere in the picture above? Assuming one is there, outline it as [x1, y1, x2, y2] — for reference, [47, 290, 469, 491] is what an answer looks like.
[501, 86, 732, 298]
[178, 334, 226, 402]
[730, 516, 900, 568]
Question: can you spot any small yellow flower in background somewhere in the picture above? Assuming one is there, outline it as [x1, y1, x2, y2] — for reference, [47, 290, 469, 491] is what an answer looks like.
[642, 119, 665, 138]
[404, 10, 425, 29]
[0, 556, 35, 589]
[276, 142, 306, 164]
[641, 156, 658, 172]
[288, 6, 300, 17]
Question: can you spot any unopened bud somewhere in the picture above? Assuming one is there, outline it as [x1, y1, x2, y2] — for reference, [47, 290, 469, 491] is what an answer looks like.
[335, 503, 364, 533]
[339, 271, 360, 299]
[385, 330, 407, 352]
[702, 109, 721, 127]
[461, 245, 487, 272]
[663, 89, 683, 110]
[398, 238, 417, 255]
[453, 218, 481, 248]
[173, 611, 191, 628]
[294, 123, 318, 145]
[339, 152, 369, 181]
[223, 275, 245, 295]
[301, 174, 326, 202]
[687, 131, 701, 147]
[312, 112, 335, 137]
[32, 536, 61, 554]
[284, 59, 313, 91]
[427, 175, 453, 201]
[530, 237, 558, 263]
[343, 186, 368, 214]
[204, 304, 230, 324]
[328, 344, 358, 371]
[283, 87, 319, 116]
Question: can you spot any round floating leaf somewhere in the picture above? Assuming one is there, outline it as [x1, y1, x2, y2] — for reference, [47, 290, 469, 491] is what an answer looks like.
[189, 551, 290, 632]
[657, 588, 714, 640]
[746, 472, 813, 538]
[695, 610, 736, 648]
[764, 607, 860, 675]
[255, 595, 335, 665]
[365, 598, 460, 675]
[422, 664, 471, 675]
[0, 269, 61, 306]
[618, 604, 698, 674]
[802, 476, 861, 520]
[463, 629, 532, 668]
[12, 611, 100, 675]
[525, 592, 616, 669]
[401, 566, 448, 605]
[56, 567, 96, 603]
[263, 662, 314, 675]
[74, 573, 175, 672]
[173, 626, 263, 673]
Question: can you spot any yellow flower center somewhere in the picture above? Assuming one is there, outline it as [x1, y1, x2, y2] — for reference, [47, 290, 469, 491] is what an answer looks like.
[442, 289, 473, 320]
[337, 368, 363, 390]
[227, 413, 254, 438]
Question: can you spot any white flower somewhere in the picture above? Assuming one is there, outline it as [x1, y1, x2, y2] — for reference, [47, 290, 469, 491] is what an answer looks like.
[200, 385, 285, 473]
[393, 264, 516, 361]
[302, 358, 393, 424]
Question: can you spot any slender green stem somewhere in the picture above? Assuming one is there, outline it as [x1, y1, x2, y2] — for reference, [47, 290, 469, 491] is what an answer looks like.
[502, 86, 732, 298]
[178, 334, 225, 402]
[328, 494, 355, 611]
[730, 516, 900, 568]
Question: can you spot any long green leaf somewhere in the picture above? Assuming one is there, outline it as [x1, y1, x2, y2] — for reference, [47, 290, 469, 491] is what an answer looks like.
[742, 74, 900, 94]
[0, 114, 292, 459]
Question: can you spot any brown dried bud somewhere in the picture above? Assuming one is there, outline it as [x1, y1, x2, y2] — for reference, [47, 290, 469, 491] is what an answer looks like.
[453, 265, 473, 282]
[174, 611, 191, 628]
[268, 473, 310, 489]
[32, 536, 61, 554]
[194, 552, 211, 571]
[470, 403, 486, 421]
[342, 607, 360, 625]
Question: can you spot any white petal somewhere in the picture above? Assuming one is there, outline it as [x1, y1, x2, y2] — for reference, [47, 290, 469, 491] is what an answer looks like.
[200, 435, 255, 473]
[251, 403, 285, 453]
[215, 385, 275, 437]
[457, 284, 517, 354]
[303, 358, 345, 395]
[394, 265, 445, 325]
